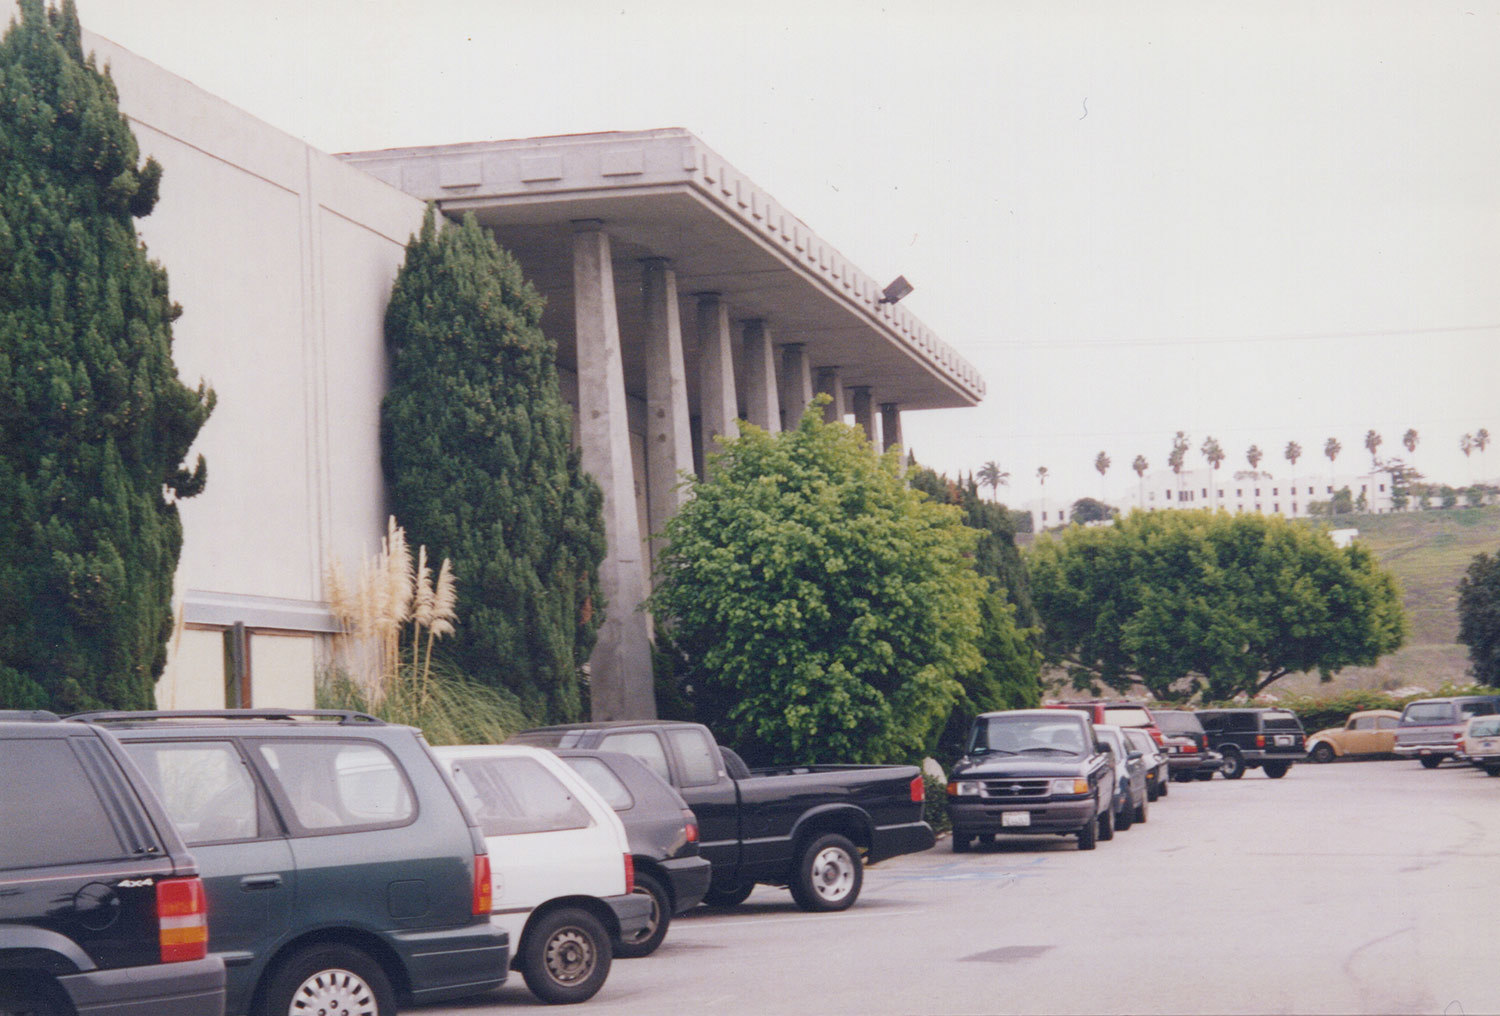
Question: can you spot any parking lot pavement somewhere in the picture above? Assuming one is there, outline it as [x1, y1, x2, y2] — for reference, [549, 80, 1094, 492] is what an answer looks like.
[420, 761, 1500, 1015]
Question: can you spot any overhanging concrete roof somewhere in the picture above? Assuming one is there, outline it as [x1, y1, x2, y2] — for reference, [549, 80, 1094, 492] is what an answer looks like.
[341, 128, 984, 412]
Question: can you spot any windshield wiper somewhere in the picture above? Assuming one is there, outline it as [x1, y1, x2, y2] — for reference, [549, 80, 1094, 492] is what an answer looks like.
[970, 747, 1018, 756]
[1019, 746, 1077, 755]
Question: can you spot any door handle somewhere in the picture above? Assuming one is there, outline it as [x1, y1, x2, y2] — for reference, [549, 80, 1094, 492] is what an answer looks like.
[240, 874, 283, 891]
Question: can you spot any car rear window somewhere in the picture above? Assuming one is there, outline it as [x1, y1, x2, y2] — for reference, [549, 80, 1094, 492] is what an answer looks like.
[0, 738, 128, 868]
[1103, 707, 1152, 727]
[1403, 703, 1456, 724]
[1262, 712, 1303, 732]
[1154, 712, 1204, 735]
[257, 740, 415, 833]
[1460, 701, 1497, 717]
[448, 755, 593, 837]
[1469, 717, 1500, 738]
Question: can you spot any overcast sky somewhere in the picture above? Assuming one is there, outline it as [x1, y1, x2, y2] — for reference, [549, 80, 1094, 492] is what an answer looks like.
[63, 0, 1500, 508]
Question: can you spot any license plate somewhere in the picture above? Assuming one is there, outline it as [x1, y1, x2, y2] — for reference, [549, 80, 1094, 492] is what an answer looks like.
[1002, 812, 1031, 828]
[1274, 735, 1293, 746]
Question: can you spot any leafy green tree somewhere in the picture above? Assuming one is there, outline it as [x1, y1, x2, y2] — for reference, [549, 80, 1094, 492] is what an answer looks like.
[1027, 509, 1406, 700]
[0, 0, 214, 711]
[382, 208, 606, 723]
[1458, 550, 1500, 686]
[650, 409, 985, 765]
[1385, 459, 1422, 510]
[1069, 497, 1116, 524]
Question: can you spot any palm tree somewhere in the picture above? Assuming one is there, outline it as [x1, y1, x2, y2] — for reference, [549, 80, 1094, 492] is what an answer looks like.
[1477, 429, 1491, 480]
[1324, 437, 1341, 494]
[1132, 454, 1148, 509]
[1201, 437, 1225, 508]
[977, 461, 1009, 500]
[1284, 441, 1302, 513]
[1246, 444, 1263, 471]
[1461, 432, 1475, 482]
[1036, 465, 1049, 526]
[1403, 428, 1419, 456]
[1363, 430, 1384, 511]
[1094, 451, 1111, 502]
[1167, 431, 1190, 505]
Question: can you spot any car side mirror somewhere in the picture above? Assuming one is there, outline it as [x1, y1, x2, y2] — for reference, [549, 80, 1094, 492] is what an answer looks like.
[1128, 750, 1143, 761]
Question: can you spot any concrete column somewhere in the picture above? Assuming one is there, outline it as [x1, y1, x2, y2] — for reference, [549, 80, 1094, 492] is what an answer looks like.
[740, 319, 780, 433]
[851, 387, 875, 444]
[572, 221, 655, 720]
[778, 343, 813, 429]
[695, 293, 738, 466]
[880, 401, 904, 456]
[640, 258, 693, 571]
[815, 366, 846, 423]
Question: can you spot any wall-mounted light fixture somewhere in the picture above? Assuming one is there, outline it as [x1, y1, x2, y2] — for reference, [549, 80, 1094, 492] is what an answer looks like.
[878, 275, 914, 304]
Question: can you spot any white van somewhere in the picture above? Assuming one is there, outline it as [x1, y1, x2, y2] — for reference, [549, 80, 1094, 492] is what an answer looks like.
[432, 744, 650, 1004]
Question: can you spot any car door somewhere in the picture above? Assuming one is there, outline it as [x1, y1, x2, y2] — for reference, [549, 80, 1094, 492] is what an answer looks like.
[121, 738, 295, 1008]
[1374, 715, 1399, 752]
[1345, 715, 1377, 755]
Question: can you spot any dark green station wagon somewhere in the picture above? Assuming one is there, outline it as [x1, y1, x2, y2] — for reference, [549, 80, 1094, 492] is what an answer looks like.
[75, 710, 508, 1016]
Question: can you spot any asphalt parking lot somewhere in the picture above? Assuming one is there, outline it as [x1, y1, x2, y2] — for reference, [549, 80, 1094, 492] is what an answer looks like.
[422, 760, 1500, 1015]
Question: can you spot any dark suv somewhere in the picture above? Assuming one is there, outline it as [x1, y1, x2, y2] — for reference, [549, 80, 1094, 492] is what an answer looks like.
[1153, 710, 1223, 781]
[1, 711, 227, 1016]
[74, 710, 509, 1016]
[1194, 708, 1306, 779]
[947, 710, 1118, 851]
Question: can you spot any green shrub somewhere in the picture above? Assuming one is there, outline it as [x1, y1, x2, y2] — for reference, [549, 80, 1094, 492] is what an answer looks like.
[922, 772, 951, 835]
[317, 661, 533, 746]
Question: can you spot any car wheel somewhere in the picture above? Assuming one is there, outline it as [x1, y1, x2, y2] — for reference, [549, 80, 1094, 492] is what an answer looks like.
[1220, 749, 1246, 780]
[1097, 798, 1114, 841]
[701, 879, 755, 908]
[1135, 795, 1149, 824]
[1158, 773, 1169, 798]
[615, 870, 670, 959]
[1419, 755, 1442, 770]
[1195, 770, 1215, 781]
[789, 833, 863, 912]
[976, 832, 995, 846]
[0, 976, 70, 1016]
[1146, 780, 1158, 802]
[1485, 765, 1500, 777]
[256, 943, 395, 1016]
[1115, 795, 1133, 831]
[951, 831, 972, 853]
[521, 907, 612, 1005]
[1309, 742, 1336, 764]
[1262, 761, 1290, 779]
[1077, 807, 1097, 850]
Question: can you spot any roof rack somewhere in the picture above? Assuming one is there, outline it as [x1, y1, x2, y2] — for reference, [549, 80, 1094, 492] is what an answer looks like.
[69, 708, 385, 725]
[0, 710, 62, 723]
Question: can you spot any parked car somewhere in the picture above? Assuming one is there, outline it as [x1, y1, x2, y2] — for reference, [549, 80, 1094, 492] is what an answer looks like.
[0, 711, 227, 1016]
[1095, 724, 1148, 828]
[946, 709, 1118, 851]
[76, 709, 510, 1016]
[1153, 709, 1223, 781]
[432, 744, 649, 1002]
[1047, 701, 1165, 745]
[1394, 696, 1500, 768]
[509, 721, 933, 911]
[552, 749, 712, 957]
[1195, 708, 1306, 779]
[1305, 709, 1403, 763]
[1461, 715, 1500, 776]
[1123, 726, 1169, 801]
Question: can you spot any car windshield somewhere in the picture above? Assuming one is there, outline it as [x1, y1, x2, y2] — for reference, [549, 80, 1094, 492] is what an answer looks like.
[969, 717, 1089, 756]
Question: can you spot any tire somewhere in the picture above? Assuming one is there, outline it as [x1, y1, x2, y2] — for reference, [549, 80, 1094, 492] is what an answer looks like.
[701, 879, 755, 908]
[1146, 780, 1158, 802]
[1077, 807, 1097, 850]
[1158, 773, 1169, 798]
[1097, 799, 1114, 841]
[1420, 755, 1442, 770]
[789, 833, 863, 912]
[1115, 795, 1133, 831]
[1262, 761, 1290, 779]
[256, 943, 395, 1016]
[1485, 765, 1500, 777]
[1135, 795, 1148, 824]
[1221, 749, 1246, 780]
[1195, 770, 1215, 781]
[1309, 742, 1336, 764]
[976, 832, 995, 846]
[951, 831, 972, 853]
[520, 907, 612, 1005]
[0, 976, 70, 1016]
[615, 870, 669, 959]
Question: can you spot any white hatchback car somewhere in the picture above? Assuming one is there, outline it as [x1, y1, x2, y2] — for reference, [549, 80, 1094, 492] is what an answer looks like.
[433, 744, 651, 1004]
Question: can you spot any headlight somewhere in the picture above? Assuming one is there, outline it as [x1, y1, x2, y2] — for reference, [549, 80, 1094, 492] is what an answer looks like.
[947, 780, 983, 797]
[1048, 778, 1089, 796]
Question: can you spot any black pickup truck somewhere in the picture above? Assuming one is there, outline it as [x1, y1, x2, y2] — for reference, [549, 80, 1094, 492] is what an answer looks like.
[509, 720, 934, 912]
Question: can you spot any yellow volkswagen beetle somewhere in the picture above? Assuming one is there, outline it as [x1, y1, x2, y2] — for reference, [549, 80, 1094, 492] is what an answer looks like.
[1305, 710, 1403, 763]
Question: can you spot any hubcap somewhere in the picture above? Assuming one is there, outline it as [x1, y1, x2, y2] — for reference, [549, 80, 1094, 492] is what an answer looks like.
[544, 927, 596, 984]
[811, 846, 855, 902]
[289, 967, 376, 1016]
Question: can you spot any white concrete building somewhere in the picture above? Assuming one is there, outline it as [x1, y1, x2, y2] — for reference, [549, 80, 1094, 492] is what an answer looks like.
[81, 32, 984, 716]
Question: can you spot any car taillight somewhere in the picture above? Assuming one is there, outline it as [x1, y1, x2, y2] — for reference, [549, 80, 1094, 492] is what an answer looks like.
[1256, 734, 1266, 748]
[623, 853, 635, 894]
[473, 854, 492, 915]
[910, 775, 925, 803]
[682, 810, 699, 843]
[156, 877, 209, 963]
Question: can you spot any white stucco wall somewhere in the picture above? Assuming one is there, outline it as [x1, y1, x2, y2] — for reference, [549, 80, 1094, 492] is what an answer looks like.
[79, 31, 427, 705]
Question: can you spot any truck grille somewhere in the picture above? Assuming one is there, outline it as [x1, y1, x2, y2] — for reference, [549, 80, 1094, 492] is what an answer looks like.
[977, 778, 1050, 799]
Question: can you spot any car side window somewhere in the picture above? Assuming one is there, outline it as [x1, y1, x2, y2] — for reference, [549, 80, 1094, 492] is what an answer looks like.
[124, 740, 260, 844]
[1462, 702, 1497, 717]
[667, 728, 720, 787]
[1377, 716, 1398, 730]
[448, 756, 594, 836]
[564, 757, 635, 811]
[257, 740, 415, 833]
[0, 738, 127, 868]
[1352, 716, 1375, 730]
[599, 731, 672, 783]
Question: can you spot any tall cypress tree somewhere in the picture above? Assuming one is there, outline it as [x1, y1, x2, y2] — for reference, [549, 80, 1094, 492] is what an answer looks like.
[0, 0, 214, 711]
[382, 208, 606, 723]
